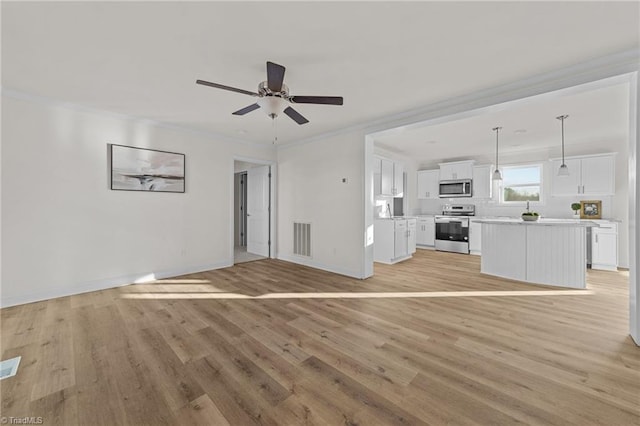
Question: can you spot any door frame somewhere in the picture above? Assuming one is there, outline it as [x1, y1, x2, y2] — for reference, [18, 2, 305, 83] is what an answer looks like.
[231, 156, 277, 260]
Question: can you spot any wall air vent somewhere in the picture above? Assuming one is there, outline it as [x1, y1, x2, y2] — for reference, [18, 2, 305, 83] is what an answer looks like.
[293, 222, 311, 257]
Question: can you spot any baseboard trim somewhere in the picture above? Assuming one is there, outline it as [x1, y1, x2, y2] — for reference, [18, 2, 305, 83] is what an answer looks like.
[0, 260, 233, 308]
[277, 254, 364, 279]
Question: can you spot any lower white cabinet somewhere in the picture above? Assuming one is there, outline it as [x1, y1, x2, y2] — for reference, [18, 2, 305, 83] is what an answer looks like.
[416, 216, 435, 246]
[408, 218, 417, 254]
[374, 219, 413, 264]
[592, 222, 618, 271]
[469, 219, 482, 255]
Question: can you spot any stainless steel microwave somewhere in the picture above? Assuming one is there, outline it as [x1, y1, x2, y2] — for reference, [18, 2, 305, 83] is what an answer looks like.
[439, 179, 472, 198]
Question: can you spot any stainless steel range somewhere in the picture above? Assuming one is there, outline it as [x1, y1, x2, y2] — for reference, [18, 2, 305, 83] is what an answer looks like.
[435, 204, 475, 254]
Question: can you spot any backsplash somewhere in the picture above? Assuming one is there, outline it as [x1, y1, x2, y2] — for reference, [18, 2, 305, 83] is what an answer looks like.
[415, 196, 617, 219]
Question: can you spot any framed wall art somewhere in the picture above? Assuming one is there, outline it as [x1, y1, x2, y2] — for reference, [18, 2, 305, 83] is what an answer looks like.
[580, 200, 602, 219]
[110, 144, 185, 193]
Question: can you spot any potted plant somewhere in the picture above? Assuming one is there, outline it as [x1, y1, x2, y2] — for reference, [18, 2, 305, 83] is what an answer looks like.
[522, 201, 540, 221]
[571, 203, 581, 219]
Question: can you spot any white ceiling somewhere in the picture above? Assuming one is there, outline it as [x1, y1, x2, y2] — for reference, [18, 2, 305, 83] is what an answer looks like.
[2, 2, 639, 145]
[373, 79, 631, 166]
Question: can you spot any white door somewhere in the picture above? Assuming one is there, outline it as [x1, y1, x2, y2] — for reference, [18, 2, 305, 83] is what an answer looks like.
[247, 165, 270, 257]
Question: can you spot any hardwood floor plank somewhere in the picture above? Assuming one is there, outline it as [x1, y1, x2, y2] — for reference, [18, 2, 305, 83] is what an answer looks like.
[1, 250, 638, 425]
[299, 356, 428, 425]
[186, 356, 280, 426]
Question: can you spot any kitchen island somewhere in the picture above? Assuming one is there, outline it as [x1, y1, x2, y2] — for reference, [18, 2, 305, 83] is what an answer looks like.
[475, 218, 600, 289]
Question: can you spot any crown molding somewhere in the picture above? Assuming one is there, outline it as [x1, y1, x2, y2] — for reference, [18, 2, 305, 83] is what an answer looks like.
[1, 87, 275, 152]
[278, 48, 640, 151]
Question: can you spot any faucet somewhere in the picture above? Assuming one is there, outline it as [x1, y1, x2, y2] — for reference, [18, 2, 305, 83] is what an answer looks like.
[386, 203, 392, 218]
[526, 201, 530, 213]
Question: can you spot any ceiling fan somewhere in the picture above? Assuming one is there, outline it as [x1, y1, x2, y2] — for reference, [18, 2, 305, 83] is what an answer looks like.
[196, 61, 343, 125]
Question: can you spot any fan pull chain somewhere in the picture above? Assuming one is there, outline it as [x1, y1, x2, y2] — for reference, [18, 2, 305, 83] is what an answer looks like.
[272, 116, 278, 145]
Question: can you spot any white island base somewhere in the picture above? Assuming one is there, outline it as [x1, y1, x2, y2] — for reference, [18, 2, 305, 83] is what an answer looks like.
[478, 220, 599, 289]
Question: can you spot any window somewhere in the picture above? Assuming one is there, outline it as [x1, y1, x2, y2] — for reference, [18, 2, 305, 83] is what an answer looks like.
[501, 164, 542, 203]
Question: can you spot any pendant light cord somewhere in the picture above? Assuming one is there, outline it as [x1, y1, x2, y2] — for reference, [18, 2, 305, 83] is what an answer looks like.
[493, 126, 501, 169]
[561, 117, 565, 163]
[557, 115, 568, 165]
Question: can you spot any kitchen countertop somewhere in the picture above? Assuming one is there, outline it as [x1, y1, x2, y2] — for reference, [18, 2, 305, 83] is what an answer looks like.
[474, 218, 601, 227]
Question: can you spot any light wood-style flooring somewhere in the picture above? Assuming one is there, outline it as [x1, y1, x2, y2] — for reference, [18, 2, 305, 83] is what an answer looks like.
[1, 250, 639, 425]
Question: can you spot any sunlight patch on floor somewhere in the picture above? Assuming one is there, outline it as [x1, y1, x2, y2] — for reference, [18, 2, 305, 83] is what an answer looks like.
[120, 289, 595, 300]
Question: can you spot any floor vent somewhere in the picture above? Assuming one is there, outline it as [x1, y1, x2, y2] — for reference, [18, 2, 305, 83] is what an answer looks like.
[293, 222, 311, 257]
[0, 356, 21, 380]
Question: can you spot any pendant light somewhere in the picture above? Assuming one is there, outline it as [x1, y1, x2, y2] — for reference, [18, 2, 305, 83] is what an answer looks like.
[492, 126, 502, 181]
[557, 114, 570, 177]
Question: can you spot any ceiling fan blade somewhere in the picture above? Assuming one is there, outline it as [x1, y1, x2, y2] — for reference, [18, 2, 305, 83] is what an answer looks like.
[196, 80, 259, 97]
[266, 61, 286, 92]
[290, 96, 343, 105]
[232, 103, 260, 116]
[283, 107, 309, 125]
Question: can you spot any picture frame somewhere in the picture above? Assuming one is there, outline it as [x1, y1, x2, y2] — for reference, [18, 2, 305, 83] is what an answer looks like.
[110, 144, 185, 193]
[580, 200, 602, 219]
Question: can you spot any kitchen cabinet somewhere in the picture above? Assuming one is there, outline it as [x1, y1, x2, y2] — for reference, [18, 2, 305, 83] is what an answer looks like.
[416, 216, 435, 246]
[393, 162, 404, 197]
[592, 222, 618, 271]
[550, 154, 615, 196]
[472, 165, 493, 199]
[417, 169, 439, 199]
[439, 160, 474, 181]
[380, 158, 394, 196]
[373, 157, 382, 195]
[376, 157, 404, 197]
[374, 219, 413, 264]
[469, 218, 482, 255]
[407, 218, 417, 254]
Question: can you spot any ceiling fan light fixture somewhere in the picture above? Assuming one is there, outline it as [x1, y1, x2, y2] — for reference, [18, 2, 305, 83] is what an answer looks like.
[256, 96, 288, 119]
[556, 114, 570, 177]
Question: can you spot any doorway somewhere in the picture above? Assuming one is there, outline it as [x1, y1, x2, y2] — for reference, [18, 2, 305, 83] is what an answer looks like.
[233, 160, 272, 264]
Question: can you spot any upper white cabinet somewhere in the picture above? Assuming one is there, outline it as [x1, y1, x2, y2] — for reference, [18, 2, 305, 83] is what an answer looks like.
[472, 165, 493, 199]
[373, 157, 382, 195]
[439, 160, 474, 181]
[417, 169, 439, 199]
[380, 158, 394, 196]
[376, 156, 404, 197]
[393, 162, 404, 197]
[550, 154, 615, 196]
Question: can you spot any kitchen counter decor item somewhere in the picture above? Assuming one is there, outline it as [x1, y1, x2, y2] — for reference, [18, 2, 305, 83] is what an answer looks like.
[571, 203, 582, 218]
[580, 200, 602, 219]
[521, 212, 540, 221]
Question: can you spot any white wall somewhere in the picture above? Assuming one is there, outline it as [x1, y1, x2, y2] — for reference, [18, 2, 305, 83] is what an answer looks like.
[1, 94, 275, 307]
[629, 72, 639, 345]
[277, 130, 366, 278]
